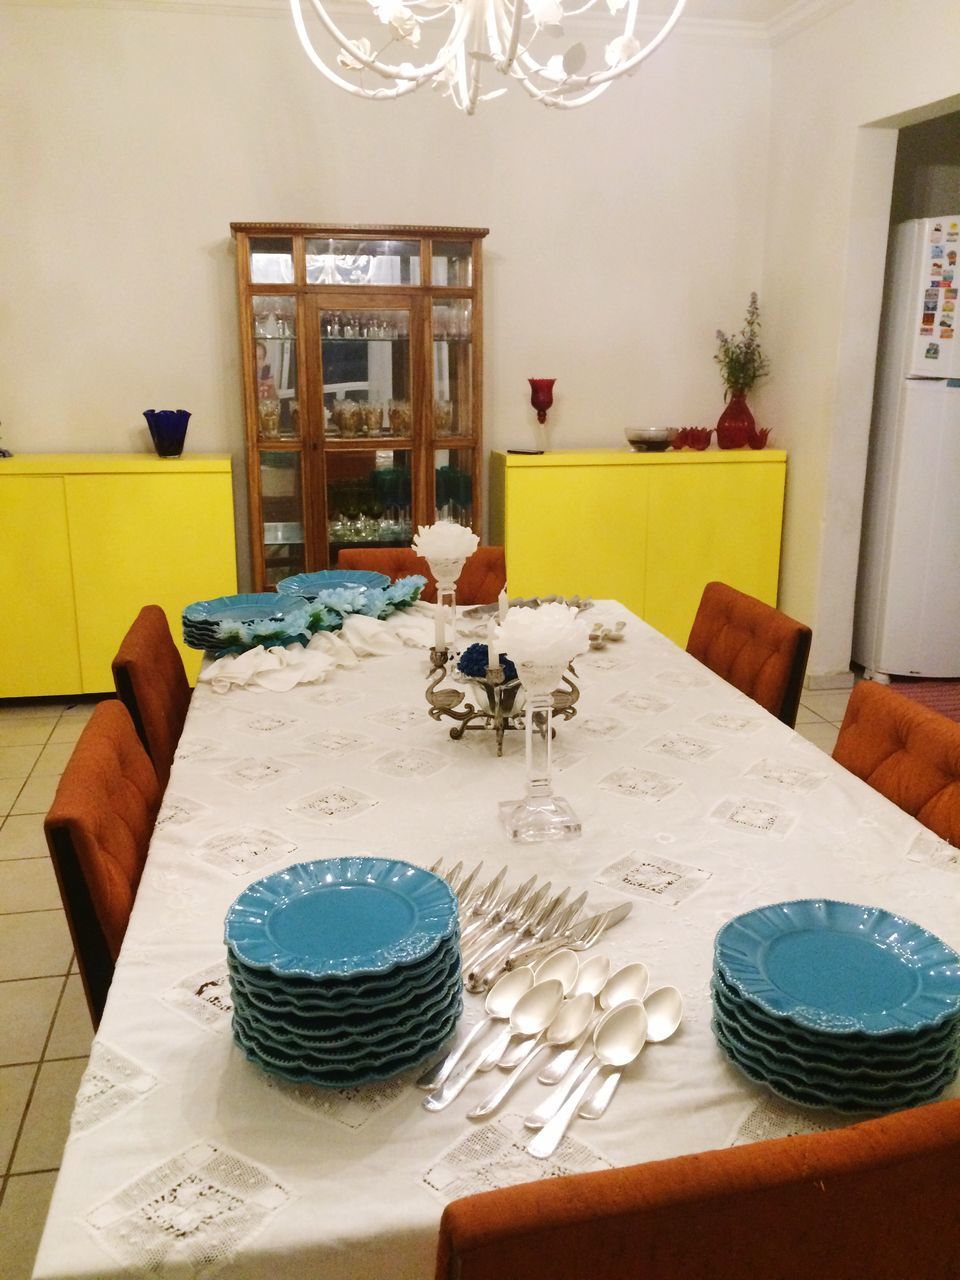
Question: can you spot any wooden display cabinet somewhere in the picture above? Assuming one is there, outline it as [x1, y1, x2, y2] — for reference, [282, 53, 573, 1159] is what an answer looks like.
[231, 223, 488, 589]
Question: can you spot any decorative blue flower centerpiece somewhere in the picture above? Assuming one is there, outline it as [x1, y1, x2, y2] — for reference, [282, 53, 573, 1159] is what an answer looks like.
[457, 642, 518, 682]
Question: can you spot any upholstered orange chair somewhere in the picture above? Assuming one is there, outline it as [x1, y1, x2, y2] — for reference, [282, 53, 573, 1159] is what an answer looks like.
[112, 605, 191, 788]
[833, 679, 960, 846]
[338, 546, 507, 605]
[44, 700, 162, 1027]
[686, 581, 812, 728]
[435, 1098, 960, 1280]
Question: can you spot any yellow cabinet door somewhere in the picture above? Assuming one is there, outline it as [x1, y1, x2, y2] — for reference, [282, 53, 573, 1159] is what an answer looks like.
[0, 476, 82, 696]
[65, 473, 237, 691]
[644, 458, 785, 646]
[501, 460, 649, 616]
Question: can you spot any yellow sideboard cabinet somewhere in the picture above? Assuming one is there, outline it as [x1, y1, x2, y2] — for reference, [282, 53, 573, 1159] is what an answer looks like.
[489, 449, 786, 647]
[0, 454, 237, 697]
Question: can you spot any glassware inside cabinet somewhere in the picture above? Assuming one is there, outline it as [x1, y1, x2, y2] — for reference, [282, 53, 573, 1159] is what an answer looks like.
[435, 448, 474, 527]
[326, 450, 412, 552]
[306, 238, 420, 286]
[321, 309, 411, 440]
[433, 300, 473, 438]
[253, 296, 299, 440]
[259, 452, 306, 585]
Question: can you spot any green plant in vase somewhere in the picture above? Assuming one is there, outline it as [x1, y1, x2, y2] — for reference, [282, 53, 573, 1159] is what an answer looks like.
[714, 292, 770, 449]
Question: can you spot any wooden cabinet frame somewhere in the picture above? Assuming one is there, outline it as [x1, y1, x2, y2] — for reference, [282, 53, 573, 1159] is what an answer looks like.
[231, 223, 488, 590]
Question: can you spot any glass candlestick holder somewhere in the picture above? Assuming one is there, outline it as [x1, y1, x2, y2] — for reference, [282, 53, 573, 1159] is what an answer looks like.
[499, 660, 581, 842]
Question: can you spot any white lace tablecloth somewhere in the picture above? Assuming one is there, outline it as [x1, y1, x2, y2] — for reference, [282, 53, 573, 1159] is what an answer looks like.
[32, 604, 960, 1279]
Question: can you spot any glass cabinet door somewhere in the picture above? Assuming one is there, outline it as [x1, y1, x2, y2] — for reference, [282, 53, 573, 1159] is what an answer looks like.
[252, 295, 300, 441]
[320, 308, 412, 441]
[432, 299, 473, 439]
[259, 452, 306, 586]
[434, 448, 474, 527]
[326, 449, 413, 557]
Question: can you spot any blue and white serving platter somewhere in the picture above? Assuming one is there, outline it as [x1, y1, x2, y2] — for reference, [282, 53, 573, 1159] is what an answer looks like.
[225, 857, 458, 980]
[714, 899, 960, 1037]
[277, 570, 390, 597]
[182, 593, 313, 652]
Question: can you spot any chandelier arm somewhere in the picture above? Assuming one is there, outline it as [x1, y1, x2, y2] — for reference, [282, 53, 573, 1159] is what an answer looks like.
[511, 0, 682, 90]
[290, 1, 423, 94]
[511, 62, 614, 107]
[295, 0, 474, 83]
[495, 0, 526, 75]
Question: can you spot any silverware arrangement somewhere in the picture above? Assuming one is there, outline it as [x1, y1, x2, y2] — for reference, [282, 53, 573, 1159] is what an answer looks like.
[428, 859, 632, 992]
[417, 944, 683, 1158]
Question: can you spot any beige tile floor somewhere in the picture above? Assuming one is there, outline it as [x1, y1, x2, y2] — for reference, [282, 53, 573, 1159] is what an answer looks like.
[0, 685, 855, 1280]
[0, 698, 100, 1280]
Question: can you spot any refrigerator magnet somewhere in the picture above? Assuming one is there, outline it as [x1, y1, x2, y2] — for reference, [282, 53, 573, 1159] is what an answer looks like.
[925, 343, 941, 359]
[948, 224, 959, 242]
[932, 223, 943, 243]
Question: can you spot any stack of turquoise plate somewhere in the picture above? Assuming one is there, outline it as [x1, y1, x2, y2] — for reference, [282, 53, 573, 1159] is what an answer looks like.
[225, 857, 461, 1086]
[182, 593, 312, 653]
[713, 899, 960, 1113]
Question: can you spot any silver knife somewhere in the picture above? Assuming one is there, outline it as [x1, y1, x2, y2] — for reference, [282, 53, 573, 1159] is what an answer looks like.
[504, 901, 633, 968]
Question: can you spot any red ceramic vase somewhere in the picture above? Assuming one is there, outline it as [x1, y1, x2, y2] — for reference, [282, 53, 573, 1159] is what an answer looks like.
[716, 392, 754, 449]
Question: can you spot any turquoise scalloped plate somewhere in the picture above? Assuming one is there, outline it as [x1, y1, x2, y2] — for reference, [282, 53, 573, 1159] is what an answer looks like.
[715, 899, 960, 1036]
[224, 857, 458, 980]
[712, 1017, 959, 1114]
[277, 570, 390, 597]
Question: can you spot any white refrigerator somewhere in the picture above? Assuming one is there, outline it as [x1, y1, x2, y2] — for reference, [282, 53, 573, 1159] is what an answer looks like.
[853, 215, 960, 679]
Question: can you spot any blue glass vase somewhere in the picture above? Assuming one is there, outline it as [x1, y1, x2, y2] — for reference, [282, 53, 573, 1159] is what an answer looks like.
[144, 409, 190, 458]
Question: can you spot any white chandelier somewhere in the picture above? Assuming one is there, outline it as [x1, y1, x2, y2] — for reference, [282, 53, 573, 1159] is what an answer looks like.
[290, 0, 686, 114]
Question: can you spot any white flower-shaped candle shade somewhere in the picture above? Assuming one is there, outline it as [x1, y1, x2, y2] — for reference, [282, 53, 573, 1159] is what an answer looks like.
[495, 603, 591, 695]
[411, 521, 480, 653]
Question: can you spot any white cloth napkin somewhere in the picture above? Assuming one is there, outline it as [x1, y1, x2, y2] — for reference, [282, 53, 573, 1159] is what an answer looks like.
[197, 603, 490, 693]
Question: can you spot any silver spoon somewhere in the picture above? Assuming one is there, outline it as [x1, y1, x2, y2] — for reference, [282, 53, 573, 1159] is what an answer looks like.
[498, 949, 581, 1069]
[537, 960, 649, 1088]
[579, 985, 683, 1119]
[422, 979, 564, 1111]
[468, 993, 595, 1120]
[415, 965, 535, 1090]
[527, 1002, 648, 1159]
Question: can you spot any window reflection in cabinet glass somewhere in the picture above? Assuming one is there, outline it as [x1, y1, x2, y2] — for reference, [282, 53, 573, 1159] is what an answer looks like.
[327, 450, 412, 551]
[432, 241, 473, 287]
[321, 310, 411, 439]
[254, 296, 299, 440]
[260, 452, 305, 586]
[249, 237, 294, 285]
[435, 448, 474, 527]
[306, 239, 421, 286]
[433, 300, 472, 438]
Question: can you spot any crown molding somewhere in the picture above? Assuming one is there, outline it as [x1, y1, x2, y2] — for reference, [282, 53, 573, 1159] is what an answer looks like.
[0, 0, 853, 46]
[764, 0, 854, 45]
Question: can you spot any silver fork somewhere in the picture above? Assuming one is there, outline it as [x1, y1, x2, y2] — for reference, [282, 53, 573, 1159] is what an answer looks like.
[459, 870, 521, 946]
[468, 890, 587, 994]
[464, 887, 567, 993]
[460, 877, 540, 965]
[458, 867, 509, 942]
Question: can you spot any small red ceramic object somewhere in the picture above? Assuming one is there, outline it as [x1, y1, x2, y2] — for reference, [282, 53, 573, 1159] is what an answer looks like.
[687, 427, 712, 450]
[748, 424, 771, 449]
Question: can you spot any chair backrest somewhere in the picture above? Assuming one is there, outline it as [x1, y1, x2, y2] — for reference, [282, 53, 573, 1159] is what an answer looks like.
[435, 1098, 960, 1280]
[833, 679, 960, 845]
[112, 604, 191, 788]
[44, 699, 162, 1027]
[686, 581, 812, 727]
[337, 546, 507, 605]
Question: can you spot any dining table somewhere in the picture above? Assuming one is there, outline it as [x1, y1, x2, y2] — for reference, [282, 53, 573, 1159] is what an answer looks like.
[31, 600, 960, 1280]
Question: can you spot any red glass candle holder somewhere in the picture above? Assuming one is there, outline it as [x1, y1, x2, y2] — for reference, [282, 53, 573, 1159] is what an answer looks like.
[529, 378, 556, 425]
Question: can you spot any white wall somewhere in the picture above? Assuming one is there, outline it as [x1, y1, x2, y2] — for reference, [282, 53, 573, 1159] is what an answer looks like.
[761, 1, 960, 680]
[0, 2, 770, 589]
